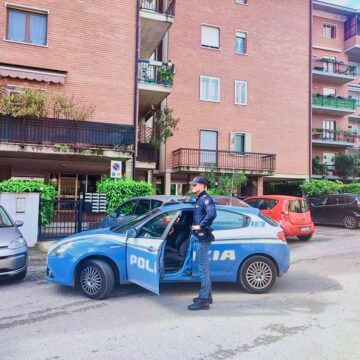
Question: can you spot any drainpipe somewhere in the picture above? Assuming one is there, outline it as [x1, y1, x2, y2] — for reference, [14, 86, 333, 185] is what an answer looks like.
[132, 0, 140, 180]
[309, 0, 313, 181]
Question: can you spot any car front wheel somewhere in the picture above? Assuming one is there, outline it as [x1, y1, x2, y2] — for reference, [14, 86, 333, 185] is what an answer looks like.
[343, 215, 358, 230]
[239, 256, 277, 294]
[78, 259, 114, 300]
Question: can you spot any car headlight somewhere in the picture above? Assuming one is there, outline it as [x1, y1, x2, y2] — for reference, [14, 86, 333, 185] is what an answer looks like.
[8, 237, 26, 249]
[49, 242, 73, 257]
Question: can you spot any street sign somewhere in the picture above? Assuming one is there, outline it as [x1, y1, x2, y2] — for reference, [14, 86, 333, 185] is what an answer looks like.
[110, 160, 122, 178]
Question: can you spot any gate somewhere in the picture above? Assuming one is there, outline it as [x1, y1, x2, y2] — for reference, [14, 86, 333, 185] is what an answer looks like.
[38, 194, 106, 240]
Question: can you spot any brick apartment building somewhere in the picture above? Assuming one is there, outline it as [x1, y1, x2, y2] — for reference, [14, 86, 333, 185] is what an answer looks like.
[3, 0, 346, 199]
[311, 1, 360, 179]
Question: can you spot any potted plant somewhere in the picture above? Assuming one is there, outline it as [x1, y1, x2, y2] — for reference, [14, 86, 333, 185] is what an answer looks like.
[158, 68, 173, 86]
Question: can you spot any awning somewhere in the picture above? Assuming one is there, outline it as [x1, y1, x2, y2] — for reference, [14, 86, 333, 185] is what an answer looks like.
[0, 63, 67, 84]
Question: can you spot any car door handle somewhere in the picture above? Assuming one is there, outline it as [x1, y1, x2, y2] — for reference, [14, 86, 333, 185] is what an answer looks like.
[147, 246, 157, 253]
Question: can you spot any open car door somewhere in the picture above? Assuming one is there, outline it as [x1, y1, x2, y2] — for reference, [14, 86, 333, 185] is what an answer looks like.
[126, 210, 179, 294]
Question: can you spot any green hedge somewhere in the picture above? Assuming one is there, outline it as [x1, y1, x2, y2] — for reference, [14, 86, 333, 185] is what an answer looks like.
[97, 177, 153, 214]
[300, 180, 360, 197]
[0, 180, 57, 224]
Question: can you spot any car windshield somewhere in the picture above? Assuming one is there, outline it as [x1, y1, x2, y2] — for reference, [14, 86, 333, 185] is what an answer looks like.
[0, 207, 13, 227]
[111, 208, 161, 234]
[288, 199, 309, 213]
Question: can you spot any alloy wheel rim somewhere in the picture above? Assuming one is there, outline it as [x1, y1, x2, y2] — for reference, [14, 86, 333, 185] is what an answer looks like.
[246, 261, 273, 289]
[344, 216, 356, 229]
[80, 266, 102, 295]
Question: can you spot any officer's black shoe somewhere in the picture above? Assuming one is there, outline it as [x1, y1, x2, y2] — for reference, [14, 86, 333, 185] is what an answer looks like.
[192, 296, 213, 304]
[188, 299, 210, 311]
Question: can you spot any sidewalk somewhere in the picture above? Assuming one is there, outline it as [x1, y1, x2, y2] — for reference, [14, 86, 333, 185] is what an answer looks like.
[35, 241, 55, 253]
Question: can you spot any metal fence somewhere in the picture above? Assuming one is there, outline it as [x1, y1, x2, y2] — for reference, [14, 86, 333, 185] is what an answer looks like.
[312, 59, 357, 76]
[138, 60, 174, 87]
[140, 0, 176, 15]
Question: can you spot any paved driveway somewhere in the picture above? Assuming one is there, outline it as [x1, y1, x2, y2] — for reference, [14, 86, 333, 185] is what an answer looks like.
[0, 227, 359, 360]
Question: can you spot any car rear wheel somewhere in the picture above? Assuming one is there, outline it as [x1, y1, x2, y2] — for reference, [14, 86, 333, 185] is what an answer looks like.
[239, 256, 277, 294]
[78, 259, 114, 300]
[297, 234, 313, 241]
[343, 215, 358, 230]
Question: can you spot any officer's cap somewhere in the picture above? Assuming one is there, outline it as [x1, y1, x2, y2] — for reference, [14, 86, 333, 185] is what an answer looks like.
[189, 176, 208, 186]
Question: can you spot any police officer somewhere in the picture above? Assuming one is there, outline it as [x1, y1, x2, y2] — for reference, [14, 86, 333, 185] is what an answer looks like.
[187, 176, 217, 311]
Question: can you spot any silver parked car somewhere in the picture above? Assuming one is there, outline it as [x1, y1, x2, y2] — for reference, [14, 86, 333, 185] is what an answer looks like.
[0, 206, 28, 280]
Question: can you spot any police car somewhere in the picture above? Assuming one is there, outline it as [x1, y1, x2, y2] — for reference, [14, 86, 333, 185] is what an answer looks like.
[45, 203, 290, 300]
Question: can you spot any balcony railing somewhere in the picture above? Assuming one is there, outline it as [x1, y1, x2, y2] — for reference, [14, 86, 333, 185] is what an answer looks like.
[312, 94, 357, 111]
[172, 148, 276, 173]
[344, 14, 360, 41]
[312, 59, 357, 76]
[312, 128, 357, 144]
[138, 60, 174, 87]
[0, 115, 135, 148]
[140, 0, 176, 16]
[137, 143, 158, 163]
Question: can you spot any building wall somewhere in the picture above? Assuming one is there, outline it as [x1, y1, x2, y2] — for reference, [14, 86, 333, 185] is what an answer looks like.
[166, 0, 311, 177]
[0, 0, 136, 124]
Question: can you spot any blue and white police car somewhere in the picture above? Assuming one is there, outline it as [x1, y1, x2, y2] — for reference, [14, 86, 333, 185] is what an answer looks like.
[45, 203, 290, 300]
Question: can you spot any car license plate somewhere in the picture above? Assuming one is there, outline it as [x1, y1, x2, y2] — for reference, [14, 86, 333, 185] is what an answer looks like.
[300, 226, 310, 232]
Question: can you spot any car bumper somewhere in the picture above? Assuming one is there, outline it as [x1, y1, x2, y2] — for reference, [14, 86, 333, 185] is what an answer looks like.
[45, 255, 74, 287]
[0, 248, 28, 279]
[282, 223, 315, 237]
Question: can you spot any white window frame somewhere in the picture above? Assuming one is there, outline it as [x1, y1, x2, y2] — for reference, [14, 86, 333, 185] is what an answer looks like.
[201, 24, 220, 50]
[323, 23, 336, 39]
[235, 30, 247, 55]
[234, 80, 247, 106]
[235, 0, 248, 5]
[200, 76, 220, 103]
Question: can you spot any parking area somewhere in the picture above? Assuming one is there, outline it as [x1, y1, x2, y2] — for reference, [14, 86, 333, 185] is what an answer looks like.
[0, 226, 359, 360]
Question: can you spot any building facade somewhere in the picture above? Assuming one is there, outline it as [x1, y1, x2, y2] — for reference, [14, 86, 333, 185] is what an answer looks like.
[160, 0, 311, 195]
[312, 1, 360, 179]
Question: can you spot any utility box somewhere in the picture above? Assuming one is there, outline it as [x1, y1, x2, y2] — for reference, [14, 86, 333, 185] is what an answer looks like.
[0, 192, 40, 247]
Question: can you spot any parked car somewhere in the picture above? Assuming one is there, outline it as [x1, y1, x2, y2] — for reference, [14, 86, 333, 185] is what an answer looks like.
[308, 193, 360, 229]
[0, 206, 28, 280]
[46, 203, 290, 300]
[99, 195, 187, 228]
[244, 195, 315, 241]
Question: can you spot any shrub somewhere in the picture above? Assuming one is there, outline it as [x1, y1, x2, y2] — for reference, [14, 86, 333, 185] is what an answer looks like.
[340, 183, 360, 195]
[335, 154, 359, 178]
[97, 176, 153, 214]
[0, 180, 57, 225]
[202, 169, 246, 196]
[300, 180, 343, 197]
[312, 156, 327, 175]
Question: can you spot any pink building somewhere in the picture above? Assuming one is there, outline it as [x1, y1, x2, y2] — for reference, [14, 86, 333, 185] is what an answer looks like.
[312, 1, 360, 179]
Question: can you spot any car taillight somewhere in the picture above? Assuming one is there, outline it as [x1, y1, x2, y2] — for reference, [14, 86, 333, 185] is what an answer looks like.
[277, 231, 287, 243]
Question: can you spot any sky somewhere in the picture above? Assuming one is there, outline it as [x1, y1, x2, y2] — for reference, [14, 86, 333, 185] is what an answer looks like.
[325, 0, 359, 9]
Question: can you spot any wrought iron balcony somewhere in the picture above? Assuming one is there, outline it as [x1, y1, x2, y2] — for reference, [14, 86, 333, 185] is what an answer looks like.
[312, 59, 356, 84]
[138, 60, 174, 87]
[312, 128, 357, 147]
[0, 115, 135, 148]
[172, 148, 276, 175]
[140, 0, 176, 16]
[312, 94, 357, 115]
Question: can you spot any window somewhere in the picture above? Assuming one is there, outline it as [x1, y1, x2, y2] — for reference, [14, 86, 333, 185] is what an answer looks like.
[138, 211, 177, 238]
[200, 76, 220, 102]
[116, 200, 137, 216]
[323, 24, 336, 39]
[151, 200, 163, 209]
[236, 0, 247, 4]
[234, 133, 245, 153]
[201, 25, 220, 49]
[257, 199, 278, 210]
[288, 200, 309, 213]
[323, 87, 336, 96]
[0, 207, 13, 227]
[134, 199, 151, 216]
[235, 31, 247, 54]
[245, 199, 259, 208]
[7, 8, 47, 46]
[234, 80, 247, 105]
[212, 210, 249, 230]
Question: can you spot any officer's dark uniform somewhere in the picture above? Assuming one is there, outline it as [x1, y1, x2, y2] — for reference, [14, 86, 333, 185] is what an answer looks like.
[188, 184, 217, 310]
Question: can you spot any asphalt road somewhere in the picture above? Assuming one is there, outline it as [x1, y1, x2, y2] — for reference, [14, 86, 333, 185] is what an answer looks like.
[0, 226, 360, 360]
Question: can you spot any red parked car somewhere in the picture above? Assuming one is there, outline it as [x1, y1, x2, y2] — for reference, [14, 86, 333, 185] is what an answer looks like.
[244, 195, 315, 241]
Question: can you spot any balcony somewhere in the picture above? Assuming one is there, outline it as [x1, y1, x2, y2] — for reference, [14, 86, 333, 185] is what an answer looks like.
[139, 0, 176, 59]
[312, 128, 357, 147]
[312, 59, 356, 84]
[344, 14, 360, 62]
[0, 115, 135, 149]
[138, 60, 174, 115]
[172, 148, 276, 175]
[312, 94, 357, 116]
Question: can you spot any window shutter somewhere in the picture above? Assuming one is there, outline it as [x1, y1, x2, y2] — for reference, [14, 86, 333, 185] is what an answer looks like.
[245, 133, 252, 152]
[201, 25, 220, 48]
[230, 132, 235, 151]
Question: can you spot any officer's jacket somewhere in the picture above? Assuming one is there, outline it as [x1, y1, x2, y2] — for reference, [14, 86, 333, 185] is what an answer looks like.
[193, 191, 217, 230]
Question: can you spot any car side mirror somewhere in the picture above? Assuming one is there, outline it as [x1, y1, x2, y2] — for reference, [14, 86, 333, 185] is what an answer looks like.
[126, 228, 137, 238]
[15, 220, 24, 227]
